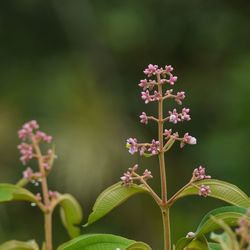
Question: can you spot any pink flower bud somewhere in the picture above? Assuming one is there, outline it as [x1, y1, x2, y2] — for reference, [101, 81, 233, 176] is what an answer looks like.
[139, 112, 148, 124]
[193, 166, 211, 181]
[141, 90, 152, 104]
[199, 185, 211, 197]
[138, 79, 148, 90]
[148, 139, 160, 155]
[180, 133, 197, 148]
[143, 64, 159, 77]
[143, 169, 153, 180]
[165, 65, 174, 73]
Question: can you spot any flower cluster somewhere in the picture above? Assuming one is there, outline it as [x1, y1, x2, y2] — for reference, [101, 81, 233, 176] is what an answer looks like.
[120, 164, 153, 186]
[17, 120, 56, 182]
[127, 64, 196, 156]
[192, 166, 211, 181]
[126, 138, 160, 156]
[198, 185, 211, 197]
[190, 166, 212, 197]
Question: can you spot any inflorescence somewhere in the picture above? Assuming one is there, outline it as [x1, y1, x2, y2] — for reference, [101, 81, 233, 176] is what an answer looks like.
[126, 64, 196, 158]
[17, 120, 57, 204]
[122, 64, 211, 198]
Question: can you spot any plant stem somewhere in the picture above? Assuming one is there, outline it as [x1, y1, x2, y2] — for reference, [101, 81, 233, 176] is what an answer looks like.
[133, 173, 162, 205]
[157, 74, 171, 250]
[32, 138, 53, 250]
[161, 207, 171, 250]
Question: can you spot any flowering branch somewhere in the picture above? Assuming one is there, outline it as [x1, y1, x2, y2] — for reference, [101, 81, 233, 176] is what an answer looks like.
[18, 120, 58, 250]
[121, 64, 211, 250]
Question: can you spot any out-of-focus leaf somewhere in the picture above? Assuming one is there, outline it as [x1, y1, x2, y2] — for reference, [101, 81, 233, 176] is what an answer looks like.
[194, 206, 247, 237]
[57, 233, 151, 250]
[58, 194, 83, 238]
[176, 207, 247, 249]
[210, 216, 240, 250]
[0, 183, 37, 203]
[208, 243, 222, 250]
[174, 179, 250, 207]
[86, 182, 149, 226]
[0, 240, 39, 250]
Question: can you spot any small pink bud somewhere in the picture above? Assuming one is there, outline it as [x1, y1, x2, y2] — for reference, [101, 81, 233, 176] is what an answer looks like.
[138, 79, 148, 90]
[193, 166, 211, 181]
[165, 65, 174, 73]
[141, 90, 152, 104]
[148, 139, 160, 155]
[199, 185, 211, 197]
[139, 112, 148, 124]
[167, 74, 178, 85]
[143, 169, 153, 180]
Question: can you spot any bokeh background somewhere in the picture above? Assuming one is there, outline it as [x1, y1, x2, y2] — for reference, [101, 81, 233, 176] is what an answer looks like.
[0, 0, 250, 249]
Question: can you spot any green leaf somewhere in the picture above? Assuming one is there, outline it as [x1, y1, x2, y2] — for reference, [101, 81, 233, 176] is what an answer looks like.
[185, 236, 209, 250]
[0, 240, 39, 250]
[175, 237, 192, 250]
[175, 207, 247, 250]
[195, 206, 247, 237]
[175, 179, 250, 208]
[86, 182, 149, 226]
[125, 242, 151, 250]
[0, 183, 37, 203]
[175, 235, 208, 250]
[57, 234, 151, 250]
[58, 194, 83, 238]
[208, 243, 222, 250]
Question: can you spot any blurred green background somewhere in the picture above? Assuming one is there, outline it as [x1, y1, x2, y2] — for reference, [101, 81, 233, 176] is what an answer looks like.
[0, 0, 250, 249]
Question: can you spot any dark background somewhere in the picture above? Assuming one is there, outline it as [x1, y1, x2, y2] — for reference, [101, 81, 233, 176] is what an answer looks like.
[0, 1, 249, 249]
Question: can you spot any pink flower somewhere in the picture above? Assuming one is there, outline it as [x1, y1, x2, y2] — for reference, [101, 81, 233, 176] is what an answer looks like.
[148, 139, 160, 155]
[193, 166, 211, 181]
[143, 64, 159, 77]
[140, 112, 148, 124]
[121, 171, 133, 186]
[169, 109, 180, 124]
[180, 133, 197, 148]
[35, 131, 53, 143]
[167, 74, 178, 85]
[143, 169, 153, 180]
[199, 185, 211, 197]
[163, 129, 172, 138]
[138, 79, 148, 90]
[18, 120, 39, 140]
[153, 91, 161, 101]
[18, 143, 33, 165]
[148, 80, 157, 90]
[126, 138, 138, 155]
[181, 108, 191, 121]
[165, 65, 174, 73]
[175, 91, 185, 105]
[23, 167, 33, 180]
[141, 90, 152, 104]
